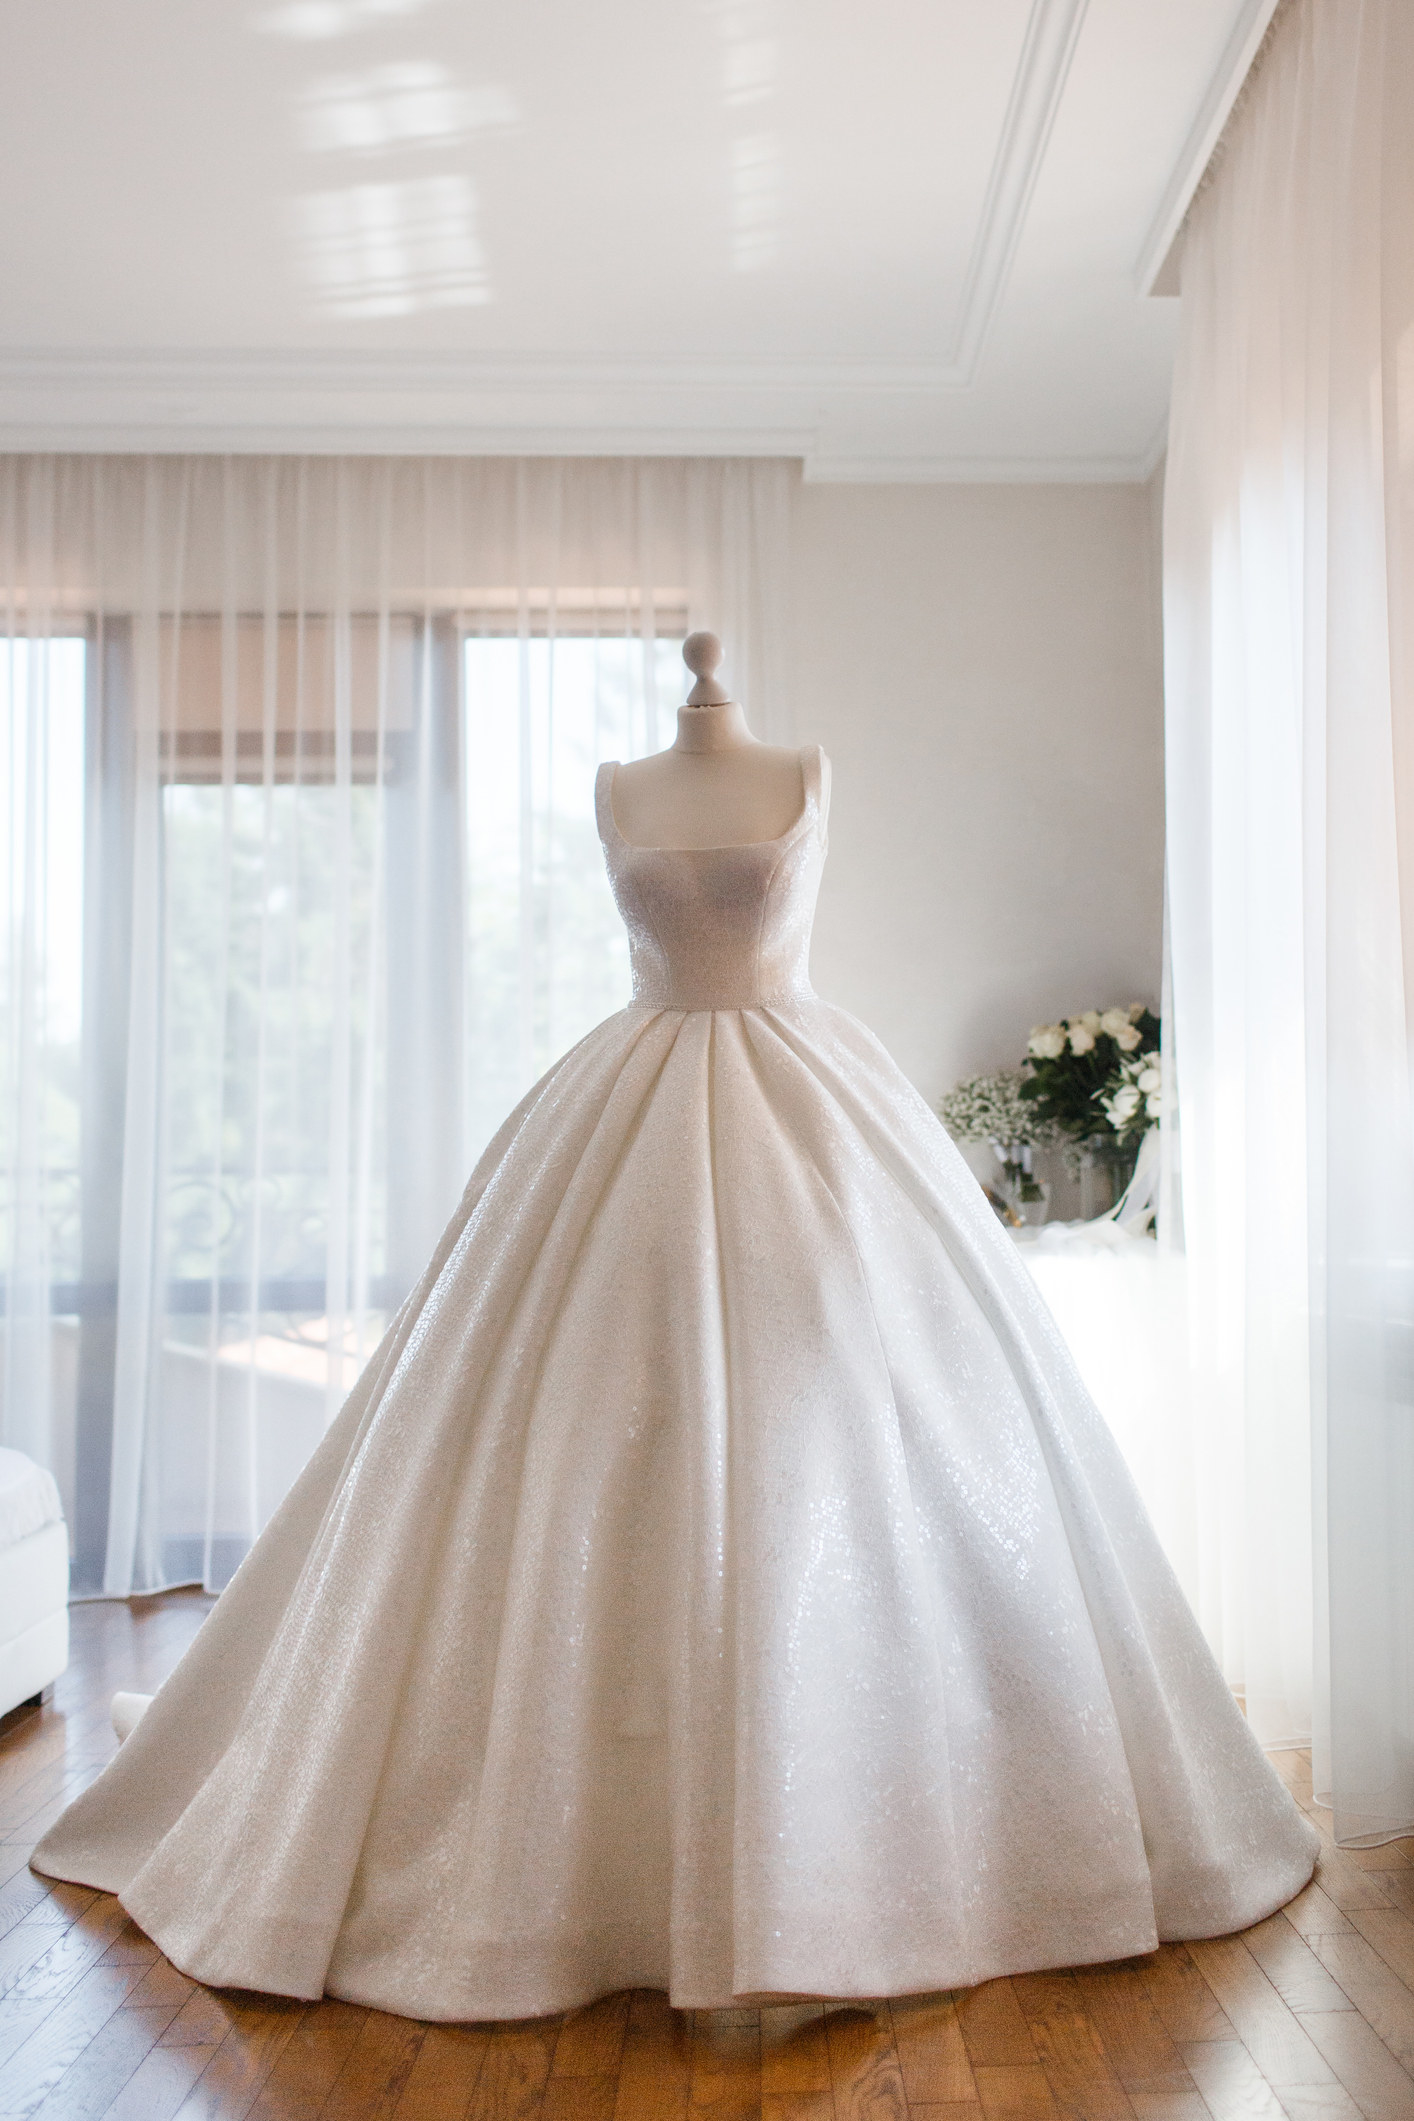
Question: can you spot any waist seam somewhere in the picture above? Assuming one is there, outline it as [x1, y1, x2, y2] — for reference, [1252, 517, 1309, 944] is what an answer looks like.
[629, 985, 816, 1013]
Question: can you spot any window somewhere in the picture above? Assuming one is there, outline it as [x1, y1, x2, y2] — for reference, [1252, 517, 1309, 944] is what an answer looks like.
[0, 634, 87, 1529]
[461, 628, 682, 1149]
[0, 634, 87, 1289]
[3, 609, 684, 1585]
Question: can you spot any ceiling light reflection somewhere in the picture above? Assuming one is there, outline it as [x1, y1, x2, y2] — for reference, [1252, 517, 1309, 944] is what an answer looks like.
[254, 0, 439, 41]
[722, 34, 776, 108]
[705, 0, 781, 270]
[298, 63, 519, 153]
[705, 0, 777, 108]
[294, 174, 491, 315]
[730, 134, 780, 271]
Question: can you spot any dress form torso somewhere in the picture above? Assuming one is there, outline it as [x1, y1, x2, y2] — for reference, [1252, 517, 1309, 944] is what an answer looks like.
[609, 631, 806, 849]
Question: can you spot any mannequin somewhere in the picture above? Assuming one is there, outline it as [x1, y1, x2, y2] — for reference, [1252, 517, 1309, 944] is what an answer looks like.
[609, 631, 807, 850]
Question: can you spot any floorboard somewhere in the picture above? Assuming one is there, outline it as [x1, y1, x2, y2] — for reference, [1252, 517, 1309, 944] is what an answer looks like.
[3, 1593, 1413, 2121]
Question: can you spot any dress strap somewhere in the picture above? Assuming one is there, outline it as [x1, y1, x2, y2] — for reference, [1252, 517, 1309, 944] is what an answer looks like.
[594, 761, 619, 848]
[801, 743, 831, 843]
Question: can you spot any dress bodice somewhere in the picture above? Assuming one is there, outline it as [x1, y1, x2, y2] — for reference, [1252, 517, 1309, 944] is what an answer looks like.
[596, 744, 830, 1010]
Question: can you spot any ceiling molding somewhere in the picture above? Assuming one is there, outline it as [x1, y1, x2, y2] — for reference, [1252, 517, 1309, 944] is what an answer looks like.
[0, 419, 1162, 483]
[0, 347, 941, 464]
[0, 348, 1166, 481]
[1135, 0, 1282, 296]
[0, 421, 816, 459]
[0, 349, 979, 400]
[948, 0, 1089, 379]
[804, 450, 1158, 486]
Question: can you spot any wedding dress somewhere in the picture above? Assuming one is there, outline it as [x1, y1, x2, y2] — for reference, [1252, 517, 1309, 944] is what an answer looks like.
[33, 744, 1317, 2019]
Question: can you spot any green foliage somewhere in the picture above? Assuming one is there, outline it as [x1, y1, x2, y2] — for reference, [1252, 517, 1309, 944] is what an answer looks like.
[1019, 1006, 1161, 1143]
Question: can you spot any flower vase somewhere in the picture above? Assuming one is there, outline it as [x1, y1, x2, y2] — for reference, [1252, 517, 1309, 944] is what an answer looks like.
[1077, 1134, 1141, 1220]
[1014, 1179, 1051, 1227]
[993, 1141, 1050, 1227]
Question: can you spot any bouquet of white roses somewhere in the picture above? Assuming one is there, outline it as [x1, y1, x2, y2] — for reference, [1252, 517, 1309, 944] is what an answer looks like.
[1099, 1050, 1164, 1142]
[1019, 1003, 1161, 1146]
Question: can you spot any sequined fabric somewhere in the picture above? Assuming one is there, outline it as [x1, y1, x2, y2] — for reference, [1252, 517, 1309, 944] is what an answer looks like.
[596, 749, 825, 1008]
[33, 746, 1317, 2019]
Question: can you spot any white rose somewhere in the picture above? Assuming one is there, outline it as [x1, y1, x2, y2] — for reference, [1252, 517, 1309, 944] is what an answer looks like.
[1128, 1002, 1147, 1022]
[1111, 1084, 1141, 1121]
[1099, 1008, 1130, 1038]
[1114, 1025, 1142, 1051]
[1077, 1011, 1102, 1033]
[1028, 1025, 1066, 1059]
[1137, 1065, 1161, 1094]
[1145, 1092, 1163, 1117]
[1069, 1025, 1097, 1055]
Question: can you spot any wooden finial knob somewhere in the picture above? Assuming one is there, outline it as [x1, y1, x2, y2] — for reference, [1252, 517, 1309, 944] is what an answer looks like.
[683, 629, 730, 705]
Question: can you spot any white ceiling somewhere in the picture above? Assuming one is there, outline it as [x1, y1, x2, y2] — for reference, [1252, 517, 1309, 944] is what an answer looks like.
[0, 0, 1273, 476]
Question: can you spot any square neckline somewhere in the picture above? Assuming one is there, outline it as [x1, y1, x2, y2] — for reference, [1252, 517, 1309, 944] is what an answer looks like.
[601, 746, 819, 855]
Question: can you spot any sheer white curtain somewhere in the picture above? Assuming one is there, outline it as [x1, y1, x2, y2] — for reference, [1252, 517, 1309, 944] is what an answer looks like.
[0, 454, 794, 1599]
[1165, 0, 1414, 1835]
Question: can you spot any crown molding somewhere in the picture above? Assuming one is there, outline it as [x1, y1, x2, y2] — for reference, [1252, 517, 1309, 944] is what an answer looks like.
[0, 421, 816, 458]
[0, 348, 1166, 483]
[0, 431, 1163, 483]
[1135, 0, 1282, 297]
[0, 347, 907, 464]
[804, 448, 1159, 485]
[949, 0, 1089, 378]
[0, 348, 977, 399]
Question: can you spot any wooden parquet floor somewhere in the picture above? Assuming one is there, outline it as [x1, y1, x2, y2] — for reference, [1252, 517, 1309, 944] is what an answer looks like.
[2, 1593, 1413, 2121]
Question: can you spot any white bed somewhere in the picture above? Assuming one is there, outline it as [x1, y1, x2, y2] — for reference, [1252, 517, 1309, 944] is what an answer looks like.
[0, 1448, 69, 1720]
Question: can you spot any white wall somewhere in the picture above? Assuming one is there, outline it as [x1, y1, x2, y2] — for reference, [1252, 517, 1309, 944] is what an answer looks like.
[792, 476, 1164, 1107]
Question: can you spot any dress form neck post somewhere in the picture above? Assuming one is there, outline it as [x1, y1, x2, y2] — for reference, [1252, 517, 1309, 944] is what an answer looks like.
[674, 700, 756, 752]
[675, 632, 757, 751]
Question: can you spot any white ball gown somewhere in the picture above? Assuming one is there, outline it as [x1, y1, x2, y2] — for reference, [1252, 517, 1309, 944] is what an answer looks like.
[33, 743, 1317, 2019]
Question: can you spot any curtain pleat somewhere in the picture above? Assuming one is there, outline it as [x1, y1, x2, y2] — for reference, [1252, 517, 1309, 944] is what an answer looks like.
[0, 454, 795, 1598]
[1165, 0, 1414, 1837]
